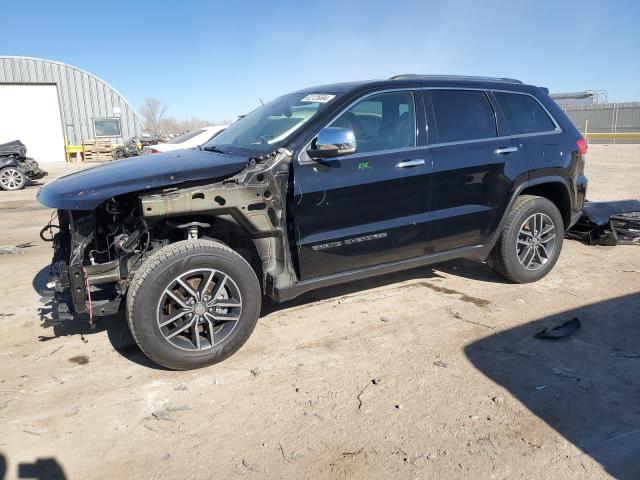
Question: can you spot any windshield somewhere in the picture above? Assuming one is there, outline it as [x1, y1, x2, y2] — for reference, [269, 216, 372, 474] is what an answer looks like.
[203, 93, 336, 154]
[168, 129, 205, 144]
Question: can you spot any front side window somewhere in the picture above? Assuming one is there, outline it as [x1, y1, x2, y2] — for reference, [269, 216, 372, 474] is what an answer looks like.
[331, 91, 416, 155]
[494, 92, 556, 135]
[204, 93, 336, 155]
[430, 90, 496, 143]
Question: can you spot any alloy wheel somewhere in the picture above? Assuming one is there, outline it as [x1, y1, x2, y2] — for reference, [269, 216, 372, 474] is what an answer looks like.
[157, 268, 243, 351]
[516, 213, 557, 271]
[0, 168, 25, 190]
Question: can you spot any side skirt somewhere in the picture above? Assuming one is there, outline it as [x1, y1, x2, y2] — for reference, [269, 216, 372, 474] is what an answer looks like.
[272, 244, 490, 302]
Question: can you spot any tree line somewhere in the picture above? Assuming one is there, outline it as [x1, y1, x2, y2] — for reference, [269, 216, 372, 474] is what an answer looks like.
[139, 98, 232, 135]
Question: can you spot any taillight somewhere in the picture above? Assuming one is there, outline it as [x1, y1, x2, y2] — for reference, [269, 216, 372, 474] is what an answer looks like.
[576, 138, 588, 155]
[150, 148, 160, 154]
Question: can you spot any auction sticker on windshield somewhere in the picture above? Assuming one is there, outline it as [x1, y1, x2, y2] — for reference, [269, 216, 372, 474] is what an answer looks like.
[301, 94, 335, 103]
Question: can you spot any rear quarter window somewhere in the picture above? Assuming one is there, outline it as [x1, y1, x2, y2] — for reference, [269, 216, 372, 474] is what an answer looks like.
[494, 92, 557, 135]
[430, 90, 497, 143]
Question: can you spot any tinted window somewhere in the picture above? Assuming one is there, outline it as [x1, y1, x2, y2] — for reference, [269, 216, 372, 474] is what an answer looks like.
[430, 90, 496, 143]
[332, 91, 416, 154]
[494, 92, 556, 134]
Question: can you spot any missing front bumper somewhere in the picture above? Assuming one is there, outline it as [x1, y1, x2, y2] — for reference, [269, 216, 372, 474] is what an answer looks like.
[49, 210, 123, 320]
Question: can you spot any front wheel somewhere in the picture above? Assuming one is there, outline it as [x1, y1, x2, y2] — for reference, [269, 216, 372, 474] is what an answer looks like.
[0, 166, 26, 191]
[126, 240, 262, 370]
[488, 195, 564, 283]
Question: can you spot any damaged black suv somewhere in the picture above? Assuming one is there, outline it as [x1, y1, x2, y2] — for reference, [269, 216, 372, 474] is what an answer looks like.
[0, 140, 47, 191]
[38, 75, 588, 369]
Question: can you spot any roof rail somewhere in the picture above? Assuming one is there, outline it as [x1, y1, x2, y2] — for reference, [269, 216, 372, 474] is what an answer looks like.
[389, 74, 523, 84]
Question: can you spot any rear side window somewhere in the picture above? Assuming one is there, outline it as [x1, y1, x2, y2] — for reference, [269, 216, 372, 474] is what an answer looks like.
[430, 90, 496, 143]
[494, 92, 556, 135]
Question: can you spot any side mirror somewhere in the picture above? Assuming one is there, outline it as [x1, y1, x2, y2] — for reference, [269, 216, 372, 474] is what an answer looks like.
[307, 127, 357, 159]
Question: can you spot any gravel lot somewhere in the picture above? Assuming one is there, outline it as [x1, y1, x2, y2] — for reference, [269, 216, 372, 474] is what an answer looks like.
[0, 146, 639, 479]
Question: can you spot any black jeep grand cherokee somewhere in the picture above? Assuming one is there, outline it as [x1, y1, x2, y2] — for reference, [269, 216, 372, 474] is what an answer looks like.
[38, 75, 588, 369]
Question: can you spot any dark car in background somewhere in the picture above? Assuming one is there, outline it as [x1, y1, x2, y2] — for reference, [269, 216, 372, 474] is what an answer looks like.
[38, 75, 588, 369]
[0, 140, 47, 191]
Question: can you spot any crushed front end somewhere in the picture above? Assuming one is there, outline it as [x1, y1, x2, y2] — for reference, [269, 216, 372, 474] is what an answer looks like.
[21, 157, 48, 181]
[46, 199, 155, 322]
[40, 147, 299, 324]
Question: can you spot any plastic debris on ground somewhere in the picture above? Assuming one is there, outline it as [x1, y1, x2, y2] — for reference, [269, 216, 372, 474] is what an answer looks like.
[565, 200, 640, 245]
[535, 317, 581, 339]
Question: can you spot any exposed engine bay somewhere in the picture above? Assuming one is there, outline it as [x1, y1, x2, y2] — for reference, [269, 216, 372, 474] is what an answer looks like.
[45, 148, 296, 322]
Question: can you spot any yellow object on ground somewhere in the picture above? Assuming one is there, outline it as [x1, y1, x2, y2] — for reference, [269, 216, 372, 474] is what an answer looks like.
[64, 138, 84, 163]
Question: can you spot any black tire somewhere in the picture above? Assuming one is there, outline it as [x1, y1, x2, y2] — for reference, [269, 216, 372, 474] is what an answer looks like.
[113, 148, 125, 160]
[127, 240, 261, 370]
[488, 195, 564, 283]
[0, 166, 26, 191]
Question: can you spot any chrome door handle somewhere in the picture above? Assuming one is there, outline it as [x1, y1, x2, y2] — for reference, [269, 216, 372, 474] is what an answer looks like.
[395, 159, 425, 168]
[495, 146, 518, 154]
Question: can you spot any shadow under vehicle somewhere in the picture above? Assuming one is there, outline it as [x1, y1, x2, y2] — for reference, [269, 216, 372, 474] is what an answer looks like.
[465, 292, 640, 479]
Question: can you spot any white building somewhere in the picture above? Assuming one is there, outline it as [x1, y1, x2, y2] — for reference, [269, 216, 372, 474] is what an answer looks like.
[0, 56, 142, 162]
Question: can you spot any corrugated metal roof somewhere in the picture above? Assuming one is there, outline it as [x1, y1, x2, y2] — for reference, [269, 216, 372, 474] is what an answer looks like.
[0, 56, 143, 145]
[550, 91, 599, 100]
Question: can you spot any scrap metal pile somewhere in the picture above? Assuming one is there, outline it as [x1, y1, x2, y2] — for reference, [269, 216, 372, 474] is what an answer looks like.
[566, 200, 640, 246]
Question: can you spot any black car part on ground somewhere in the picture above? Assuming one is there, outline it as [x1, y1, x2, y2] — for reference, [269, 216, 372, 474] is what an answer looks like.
[535, 317, 581, 339]
[113, 137, 142, 160]
[566, 200, 640, 245]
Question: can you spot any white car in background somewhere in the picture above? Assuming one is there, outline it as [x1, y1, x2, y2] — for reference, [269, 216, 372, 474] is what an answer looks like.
[141, 125, 228, 154]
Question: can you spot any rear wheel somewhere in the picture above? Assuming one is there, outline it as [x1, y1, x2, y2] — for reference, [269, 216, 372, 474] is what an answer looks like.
[488, 195, 564, 283]
[127, 240, 261, 370]
[0, 166, 26, 191]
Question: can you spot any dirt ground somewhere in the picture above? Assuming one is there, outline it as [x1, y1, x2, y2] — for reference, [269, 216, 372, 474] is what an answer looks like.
[0, 146, 639, 480]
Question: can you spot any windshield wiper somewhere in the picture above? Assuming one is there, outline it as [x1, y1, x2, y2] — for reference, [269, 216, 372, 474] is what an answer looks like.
[203, 146, 228, 155]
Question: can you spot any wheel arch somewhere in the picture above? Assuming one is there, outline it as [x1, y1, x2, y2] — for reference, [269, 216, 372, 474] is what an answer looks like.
[485, 176, 571, 254]
[520, 180, 571, 227]
[0, 157, 21, 169]
[198, 216, 265, 286]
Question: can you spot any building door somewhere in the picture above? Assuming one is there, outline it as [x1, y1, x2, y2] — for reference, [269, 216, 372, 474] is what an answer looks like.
[0, 84, 66, 162]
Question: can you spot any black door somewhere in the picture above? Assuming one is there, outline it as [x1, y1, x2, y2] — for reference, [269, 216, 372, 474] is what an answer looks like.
[425, 89, 529, 253]
[492, 90, 564, 184]
[292, 90, 432, 280]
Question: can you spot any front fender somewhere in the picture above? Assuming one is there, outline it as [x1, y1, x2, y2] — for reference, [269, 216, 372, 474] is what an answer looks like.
[0, 157, 20, 169]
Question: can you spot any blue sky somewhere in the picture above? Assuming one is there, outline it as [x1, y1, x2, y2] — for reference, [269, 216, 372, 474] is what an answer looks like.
[2, 0, 639, 122]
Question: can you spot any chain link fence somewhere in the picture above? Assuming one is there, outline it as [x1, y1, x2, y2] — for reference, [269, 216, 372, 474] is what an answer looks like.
[561, 102, 640, 143]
